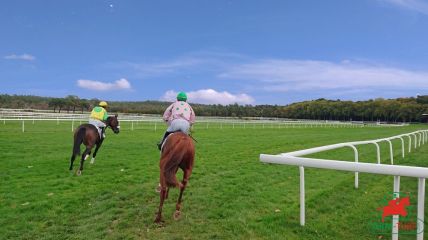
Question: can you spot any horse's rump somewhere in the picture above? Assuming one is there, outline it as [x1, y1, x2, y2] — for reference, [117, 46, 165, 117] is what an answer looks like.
[72, 127, 86, 155]
[160, 132, 195, 188]
[82, 123, 100, 136]
[80, 124, 100, 143]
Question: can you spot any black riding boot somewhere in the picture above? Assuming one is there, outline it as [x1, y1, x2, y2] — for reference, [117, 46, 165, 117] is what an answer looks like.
[100, 127, 106, 139]
[157, 131, 171, 150]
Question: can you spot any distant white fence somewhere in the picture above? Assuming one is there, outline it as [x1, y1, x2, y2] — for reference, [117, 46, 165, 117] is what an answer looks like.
[260, 130, 428, 240]
[0, 109, 408, 132]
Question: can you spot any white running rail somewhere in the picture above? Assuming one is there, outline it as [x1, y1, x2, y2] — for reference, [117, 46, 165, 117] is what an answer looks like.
[260, 130, 428, 240]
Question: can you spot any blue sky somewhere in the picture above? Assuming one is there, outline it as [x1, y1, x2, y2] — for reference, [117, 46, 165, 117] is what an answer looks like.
[1, 0, 428, 105]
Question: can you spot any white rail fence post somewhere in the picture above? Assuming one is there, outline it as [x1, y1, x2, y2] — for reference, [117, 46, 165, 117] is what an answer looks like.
[392, 176, 400, 240]
[413, 133, 417, 149]
[373, 142, 381, 164]
[400, 137, 405, 158]
[408, 135, 412, 153]
[299, 166, 305, 226]
[417, 178, 425, 240]
[386, 140, 394, 165]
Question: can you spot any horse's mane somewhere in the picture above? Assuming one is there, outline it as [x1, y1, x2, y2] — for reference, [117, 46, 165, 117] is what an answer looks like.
[160, 132, 195, 188]
[105, 116, 113, 125]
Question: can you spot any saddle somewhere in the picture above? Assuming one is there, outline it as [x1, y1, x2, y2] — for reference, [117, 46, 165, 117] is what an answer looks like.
[160, 132, 176, 152]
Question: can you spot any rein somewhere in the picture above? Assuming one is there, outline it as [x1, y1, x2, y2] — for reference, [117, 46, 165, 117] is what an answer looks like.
[189, 134, 198, 143]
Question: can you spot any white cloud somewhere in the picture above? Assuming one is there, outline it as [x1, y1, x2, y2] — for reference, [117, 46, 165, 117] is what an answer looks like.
[381, 0, 428, 15]
[125, 57, 205, 76]
[77, 78, 132, 91]
[161, 89, 255, 105]
[4, 54, 35, 61]
[219, 59, 428, 92]
[109, 52, 428, 102]
[111, 52, 246, 78]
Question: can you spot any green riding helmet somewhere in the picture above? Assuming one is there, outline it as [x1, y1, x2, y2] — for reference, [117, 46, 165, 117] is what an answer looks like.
[177, 92, 187, 101]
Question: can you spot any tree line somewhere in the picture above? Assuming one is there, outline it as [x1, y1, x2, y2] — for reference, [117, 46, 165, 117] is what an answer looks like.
[1, 94, 427, 122]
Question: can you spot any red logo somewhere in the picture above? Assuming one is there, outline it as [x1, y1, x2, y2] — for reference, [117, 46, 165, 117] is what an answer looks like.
[368, 192, 423, 235]
[377, 196, 410, 222]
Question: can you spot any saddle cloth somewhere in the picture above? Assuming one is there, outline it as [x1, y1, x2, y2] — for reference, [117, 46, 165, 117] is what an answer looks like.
[89, 123, 103, 140]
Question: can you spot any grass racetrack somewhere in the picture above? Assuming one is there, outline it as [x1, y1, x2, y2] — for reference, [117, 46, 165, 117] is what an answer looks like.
[1, 121, 428, 239]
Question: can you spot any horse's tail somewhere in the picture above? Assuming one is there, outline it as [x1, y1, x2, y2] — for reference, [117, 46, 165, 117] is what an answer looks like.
[73, 127, 86, 155]
[163, 135, 191, 188]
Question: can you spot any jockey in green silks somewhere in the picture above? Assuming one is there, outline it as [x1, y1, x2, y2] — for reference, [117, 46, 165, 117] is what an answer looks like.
[89, 101, 108, 138]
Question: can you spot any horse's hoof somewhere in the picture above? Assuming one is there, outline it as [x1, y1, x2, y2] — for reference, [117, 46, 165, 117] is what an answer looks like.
[76, 170, 82, 176]
[90, 158, 95, 164]
[173, 210, 181, 220]
[155, 183, 161, 193]
[154, 217, 164, 225]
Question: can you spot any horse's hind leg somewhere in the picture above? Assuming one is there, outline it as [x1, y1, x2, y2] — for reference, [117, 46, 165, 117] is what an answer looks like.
[154, 186, 168, 224]
[69, 154, 77, 170]
[77, 147, 92, 175]
[174, 168, 192, 220]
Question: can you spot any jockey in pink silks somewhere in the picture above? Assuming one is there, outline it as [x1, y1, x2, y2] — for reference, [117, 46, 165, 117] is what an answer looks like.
[157, 92, 196, 150]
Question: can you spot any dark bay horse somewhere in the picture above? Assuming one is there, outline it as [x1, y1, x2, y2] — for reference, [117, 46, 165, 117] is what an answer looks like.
[69, 114, 120, 175]
[155, 131, 195, 224]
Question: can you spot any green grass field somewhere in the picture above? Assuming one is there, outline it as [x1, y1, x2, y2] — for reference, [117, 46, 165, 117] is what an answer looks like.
[1, 121, 428, 239]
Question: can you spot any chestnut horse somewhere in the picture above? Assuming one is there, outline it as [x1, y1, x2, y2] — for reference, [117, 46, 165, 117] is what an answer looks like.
[154, 131, 195, 223]
[69, 114, 120, 175]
